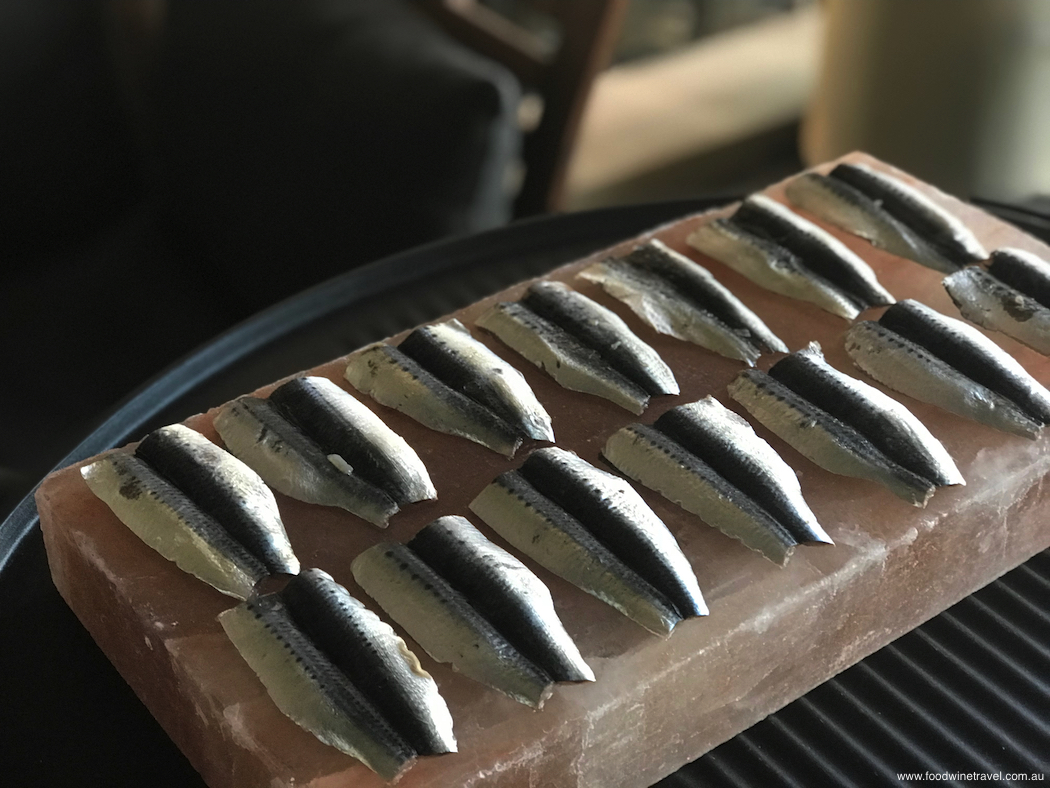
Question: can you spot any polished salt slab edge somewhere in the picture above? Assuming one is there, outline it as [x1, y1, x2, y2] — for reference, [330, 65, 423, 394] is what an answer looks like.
[36, 151, 1050, 787]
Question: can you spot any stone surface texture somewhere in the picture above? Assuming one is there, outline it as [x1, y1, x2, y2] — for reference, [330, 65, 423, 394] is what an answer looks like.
[37, 153, 1050, 787]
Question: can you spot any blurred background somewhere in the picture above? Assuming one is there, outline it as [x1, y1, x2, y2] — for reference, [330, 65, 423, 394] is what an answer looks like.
[3, 0, 1049, 514]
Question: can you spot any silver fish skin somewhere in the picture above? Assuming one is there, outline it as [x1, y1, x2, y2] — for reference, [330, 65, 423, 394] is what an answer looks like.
[352, 542, 555, 708]
[345, 343, 522, 457]
[408, 515, 594, 683]
[581, 256, 763, 365]
[731, 194, 896, 309]
[785, 171, 953, 271]
[580, 238, 786, 364]
[133, 423, 299, 575]
[728, 369, 936, 507]
[397, 319, 555, 443]
[770, 343, 964, 488]
[522, 281, 680, 396]
[219, 594, 416, 781]
[518, 447, 708, 618]
[988, 247, 1050, 307]
[944, 267, 1050, 356]
[81, 452, 269, 599]
[602, 424, 798, 565]
[469, 471, 683, 635]
[844, 320, 1044, 439]
[687, 216, 864, 320]
[280, 569, 457, 756]
[653, 397, 831, 545]
[215, 397, 400, 527]
[268, 376, 436, 504]
[476, 300, 653, 414]
[878, 300, 1050, 426]
[830, 163, 988, 267]
[619, 239, 787, 354]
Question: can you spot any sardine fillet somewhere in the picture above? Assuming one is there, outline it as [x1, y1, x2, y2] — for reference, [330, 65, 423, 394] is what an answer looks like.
[845, 321, 1043, 439]
[944, 267, 1050, 356]
[477, 301, 652, 414]
[215, 397, 399, 526]
[580, 258, 765, 365]
[470, 476, 682, 636]
[408, 515, 594, 683]
[603, 425, 798, 565]
[220, 598, 415, 782]
[728, 371, 935, 507]
[81, 453, 267, 600]
[688, 219, 862, 320]
[346, 344, 522, 457]
[352, 543, 554, 708]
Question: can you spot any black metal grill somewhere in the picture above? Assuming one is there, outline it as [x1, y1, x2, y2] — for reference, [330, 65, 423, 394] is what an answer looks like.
[657, 551, 1050, 786]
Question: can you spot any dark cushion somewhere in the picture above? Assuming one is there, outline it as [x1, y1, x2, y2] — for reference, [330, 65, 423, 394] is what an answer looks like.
[0, 0, 143, 260]
[151, 0, 522, 314]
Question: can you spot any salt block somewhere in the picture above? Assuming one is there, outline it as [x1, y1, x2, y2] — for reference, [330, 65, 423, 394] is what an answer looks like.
[37, 152, 1050, 787]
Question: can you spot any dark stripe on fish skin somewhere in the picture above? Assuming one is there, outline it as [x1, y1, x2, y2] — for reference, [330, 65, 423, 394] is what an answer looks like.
[492, 469, 683, 627]
[516, 451, 707, 619]
[111, 453, 270, 581]
[490, 301, 651, 405]
[767, 353, 954, 486]
[988, 249, 1050, 309]
[397, 327, 527, 434]
[233, 397, 399, 521]
[619, 243, 781, 351]
[268, 378, 415, 503]
[407, 518, 591, 682]
[879, 300, 1050, 424]
[279, 570, 453, 755]
[622, 423, 799, 551]
[375, 542, 554, 688]
[737, 369, 936, 501]
[521, 282, 672, 395]
[708, 217, 867, 313]
[829, 164, 983, 266]
[731, 199, 890, 308]
[245, 594, 416, 776]
[651, 406, 825, 545]
[135, 427, 294, 574]
[379, 345, 524, 450]
[946, 268, 1048, 324]
[793, 172, 886, 221]
[788, 172, 946, 267]
[584, 258, 768, 365]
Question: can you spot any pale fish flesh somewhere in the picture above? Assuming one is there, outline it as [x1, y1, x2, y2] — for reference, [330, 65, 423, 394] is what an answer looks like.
[345, 343, 523, 457]
[219, 591, 417, 781]
[579, 238, 786, 365]
[602, 422, 799, 565]
[785, 170, 953, 271]
[407, 515, 593, 683]
[688, 212, 868, 320]
[397, 319, 554, 443]
[944, 248, 1050, 355]
[352, 540, 556, 707]
[470, 469, 684, 635]
[845, 300, 1050, 438]
[477, 299, 655, 415]
[729, 369, 936, 507]
[278, 568, 457, 756]
[215, 396, 401, 526]
[828, 163, 987, 269]
[515, 447, 708, 619]
[268, 376, 436, 504]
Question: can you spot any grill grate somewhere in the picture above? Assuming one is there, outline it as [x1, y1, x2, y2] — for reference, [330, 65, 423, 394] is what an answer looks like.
[656, 551, 1050, 786]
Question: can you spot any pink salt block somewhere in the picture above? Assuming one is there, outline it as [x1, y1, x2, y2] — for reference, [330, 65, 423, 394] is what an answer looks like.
[37, 152, 1050, 787]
